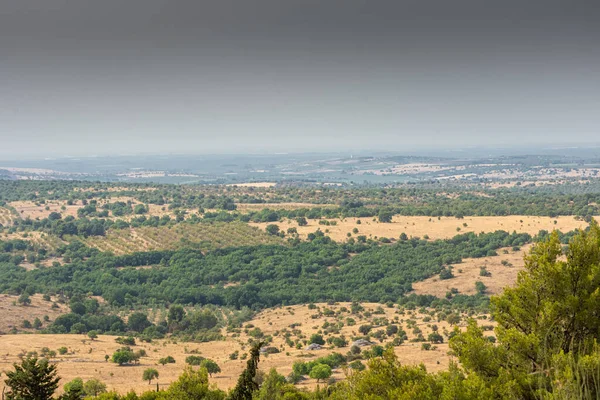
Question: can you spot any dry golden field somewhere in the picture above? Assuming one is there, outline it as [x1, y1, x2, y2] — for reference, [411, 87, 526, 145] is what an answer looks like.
[0, 302, 486, 395]
[0, 294, 69, 334]
[251, 215, 596, 242]
[412, 245, 532, 297]
[8, 198, 174, 221]
[9, 201, 83, 220]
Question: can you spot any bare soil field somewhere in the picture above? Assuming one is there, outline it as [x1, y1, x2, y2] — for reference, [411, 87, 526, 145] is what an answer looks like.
[0, 294, 68, 334]
[0, 302, 488, 395]
[251, 215, 596, 242]
[412, 245, 532, 297]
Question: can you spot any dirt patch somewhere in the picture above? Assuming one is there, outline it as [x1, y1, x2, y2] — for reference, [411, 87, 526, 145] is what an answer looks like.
[251, 215, 595, 242]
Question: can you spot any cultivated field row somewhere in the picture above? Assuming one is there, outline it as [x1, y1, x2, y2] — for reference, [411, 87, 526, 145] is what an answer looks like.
[82, 222, 284, 255]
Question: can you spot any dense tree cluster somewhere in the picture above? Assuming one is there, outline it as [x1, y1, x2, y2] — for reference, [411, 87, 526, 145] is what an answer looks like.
[0, 231, 529, 310]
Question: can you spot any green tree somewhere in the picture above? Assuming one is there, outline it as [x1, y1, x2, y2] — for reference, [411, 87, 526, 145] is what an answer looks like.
[199, 359, 221, 377]
[377, 210, 393, 223]
[229, 341, 263, 400]
[87, 330, 99, 340]
[4, 357, 60, 400]
[167, 305, 185, 328]
[296, 217, 308, 226]
[308, 364, 332, 382]
[143, 368, 159, 384]
[451, 223, 600, 399]
[159, 356, 176, 365]
[17, 293, 31, 306]
[112, 349, 135, 365]
[62, 378, 84, 400]
[83, 379, 107, 397]
[185, 355, 205, 366]
[164, 366, 225, 399]
[255, 368, 290, 400]
[309, 334, 325, 345]
[265, 224, 280, 236]
[127, 312, 151, 333]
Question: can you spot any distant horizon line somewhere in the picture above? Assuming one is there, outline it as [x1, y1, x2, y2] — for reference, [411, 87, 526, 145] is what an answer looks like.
[2, 142, 600, 161]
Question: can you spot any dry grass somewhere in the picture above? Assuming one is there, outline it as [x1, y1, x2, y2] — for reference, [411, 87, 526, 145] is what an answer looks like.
[0, 302, 487, 395]
[412, 245, 531, 297]
[9, 201, 82, 220]
[8, 198, 173, 221]
[251, 215, 596, 242]
[0, 294, 69, 334]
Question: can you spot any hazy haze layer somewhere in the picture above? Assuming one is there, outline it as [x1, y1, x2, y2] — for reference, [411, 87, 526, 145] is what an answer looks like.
[1, 0, 599, 156]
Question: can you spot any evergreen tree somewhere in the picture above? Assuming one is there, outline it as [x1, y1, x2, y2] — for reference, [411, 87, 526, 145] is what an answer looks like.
[4, 357, 60, 400]
[229, 341, 263, 400]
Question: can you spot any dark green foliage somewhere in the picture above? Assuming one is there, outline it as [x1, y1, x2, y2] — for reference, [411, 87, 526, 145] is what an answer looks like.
[229, 341, 263, 400]
[127, 312, 151, 333]
[0, 231, 528, 309]
[185, 355, 205, 366]
[309, 334, 325, 345]
[4, 357, 60, 400]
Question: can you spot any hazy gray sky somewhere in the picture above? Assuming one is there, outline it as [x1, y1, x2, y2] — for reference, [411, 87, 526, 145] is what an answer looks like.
[1, 0, 599, 156]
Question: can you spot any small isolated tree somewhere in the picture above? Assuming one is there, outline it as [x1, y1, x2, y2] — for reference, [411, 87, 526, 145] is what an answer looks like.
[143, 368, 159, 384]
[112, 348, 134, 365]
[17, 293, 31, 306]
[33, 317, 43, 329]
[296, 217, 308, 226]
[83, 378, 107, 397]
[159, 355, 176, 365]
[309, 334, 325, 345]
[200, 359, 221, 377]
[475, 281, 487, 294]
[428, 332, 444, 344]
[358, 324, 372, 335]
[309, 364, 332, 382]
[5, 357, 60, 400]
[87, 330, 99, 340]
[266, 224, 280, 236]
[378, 209, 393, 223]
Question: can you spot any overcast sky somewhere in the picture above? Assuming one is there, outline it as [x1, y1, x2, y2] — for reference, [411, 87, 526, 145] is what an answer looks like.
[1, 0, 599, 156]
